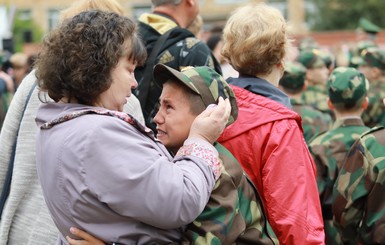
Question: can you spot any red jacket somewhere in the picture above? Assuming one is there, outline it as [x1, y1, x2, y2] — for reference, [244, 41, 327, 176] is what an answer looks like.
[218, 84, 325, 244]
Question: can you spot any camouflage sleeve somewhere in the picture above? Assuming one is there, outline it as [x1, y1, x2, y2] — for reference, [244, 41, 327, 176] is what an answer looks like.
[182, 144, 277, 244]
[332, 128, 385, 244]
[309, 135, 330, 196]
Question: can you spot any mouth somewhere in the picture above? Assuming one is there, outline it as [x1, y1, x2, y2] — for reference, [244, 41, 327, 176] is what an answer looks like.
[156, 129, 166, 139]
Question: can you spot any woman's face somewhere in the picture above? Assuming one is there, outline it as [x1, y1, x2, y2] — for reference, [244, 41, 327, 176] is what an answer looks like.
[153, 82, 197, 154]
[96, 56, 137, 111]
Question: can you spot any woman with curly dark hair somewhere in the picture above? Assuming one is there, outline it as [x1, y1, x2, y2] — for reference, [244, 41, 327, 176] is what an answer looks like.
[34, 10, 231, 244]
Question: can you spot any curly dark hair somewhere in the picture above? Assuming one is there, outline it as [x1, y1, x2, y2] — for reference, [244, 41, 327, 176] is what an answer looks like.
[36, 10, 147, 105]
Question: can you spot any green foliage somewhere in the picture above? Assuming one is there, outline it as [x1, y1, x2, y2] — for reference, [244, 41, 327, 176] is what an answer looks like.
[310, 0, 385, 31]
[12, 10, 43, 52]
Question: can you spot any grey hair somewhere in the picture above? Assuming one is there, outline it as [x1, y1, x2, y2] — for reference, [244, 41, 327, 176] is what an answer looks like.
[151, 0, 182, 7]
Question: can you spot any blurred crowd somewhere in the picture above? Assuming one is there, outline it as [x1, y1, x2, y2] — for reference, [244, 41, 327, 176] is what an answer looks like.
[0, 51, 35, 128]
[0, 0, 385, 245]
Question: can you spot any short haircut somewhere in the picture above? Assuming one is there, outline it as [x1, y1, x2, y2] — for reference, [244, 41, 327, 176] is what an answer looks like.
[36, 10, 147, 106]
[222, 3, 290, 76]
[59, 0, 125, 22]
[151, 0, 182, 7]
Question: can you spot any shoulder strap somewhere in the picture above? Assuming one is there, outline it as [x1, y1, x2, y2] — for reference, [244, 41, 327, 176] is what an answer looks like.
[136, 29, 174, 109]
[136, 27, 194, 109]
[0, 82, 37, 216]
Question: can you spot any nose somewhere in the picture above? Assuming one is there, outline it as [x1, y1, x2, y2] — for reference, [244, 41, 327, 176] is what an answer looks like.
[153, 109, 163, 125]
[130, 74, 138, 89]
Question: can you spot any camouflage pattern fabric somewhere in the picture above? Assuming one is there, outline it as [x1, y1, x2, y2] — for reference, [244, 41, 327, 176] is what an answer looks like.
[296, 49, 325, 69]
[309, 118, 370, 245]
[348, 41, 377, 68]
[290, 97, 332, 144]
[362, 80, 385, 127]
[154, 64, 238, 126]
[333, 126, 385, 245]
[327, 67, 369, 109]
[301, 84, 332, 116]
[182, 143, 278, 245]
[279, 61, 306, 91]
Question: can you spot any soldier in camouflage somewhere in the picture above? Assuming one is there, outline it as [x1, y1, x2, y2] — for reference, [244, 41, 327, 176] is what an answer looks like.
[152, 64, 277, 244]
[309, 67, 371, 245]
[279, 61, 332, 144]
[348, 40, 377, 69]
[296, 49, 333, 118]
[358, 47, 385, 127]
[333, 124, 385, 245]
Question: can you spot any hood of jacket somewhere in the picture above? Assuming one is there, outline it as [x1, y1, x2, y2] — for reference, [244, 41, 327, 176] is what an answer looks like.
[219, 76, 302, 142]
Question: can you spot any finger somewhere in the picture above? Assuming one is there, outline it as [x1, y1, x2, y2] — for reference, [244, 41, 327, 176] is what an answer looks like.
[66, 235, 84, 245]
[70, 227, 93, 241]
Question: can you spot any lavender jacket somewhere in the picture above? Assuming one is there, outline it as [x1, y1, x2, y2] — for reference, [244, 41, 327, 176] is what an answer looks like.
[35, 103, 218, 244]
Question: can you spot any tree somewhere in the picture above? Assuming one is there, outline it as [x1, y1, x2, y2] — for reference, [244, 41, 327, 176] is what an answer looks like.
[12, 10, 43, 52]
[310, 0, 385, 31]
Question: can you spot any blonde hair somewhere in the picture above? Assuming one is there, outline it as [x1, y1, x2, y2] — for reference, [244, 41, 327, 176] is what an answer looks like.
[222, 3, 290, 76]
[10, 52, 28, 68]
[59, 0, 125, 22]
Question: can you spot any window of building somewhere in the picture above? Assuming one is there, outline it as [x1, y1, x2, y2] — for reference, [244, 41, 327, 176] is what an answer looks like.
[18, 9, 32, 21]
[47, 8, 60, 31]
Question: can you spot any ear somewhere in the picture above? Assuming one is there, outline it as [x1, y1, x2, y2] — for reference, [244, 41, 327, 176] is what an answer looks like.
[277, 60, 285, 70]
[327, 98, 335, 110]
[305, 70, 312, 80]
[185, 0, 195, 7]
[302, 81, 308, 91]
[372, 67, 381, 79]
[362, 96, 369, 109]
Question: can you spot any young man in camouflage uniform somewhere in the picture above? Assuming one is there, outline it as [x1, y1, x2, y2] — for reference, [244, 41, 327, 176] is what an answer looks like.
[296, 49, 332, 118]
[358, 47, 385, 127]
[135, 0, 221, 131]
[309, 67, 371, 245]
[333, 123, 385, 245]
[279, 61, 332, 144]
[67, 65, 278, 245]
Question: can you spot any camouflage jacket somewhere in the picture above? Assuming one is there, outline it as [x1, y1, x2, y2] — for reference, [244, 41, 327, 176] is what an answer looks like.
[362, 80, 385, 128]
[182, 143, 278, 245]
[333, 126, 385, 245]
[301, 84, 331, 115]
[290, 97, 332, 144]
[309, 117, 369, 245]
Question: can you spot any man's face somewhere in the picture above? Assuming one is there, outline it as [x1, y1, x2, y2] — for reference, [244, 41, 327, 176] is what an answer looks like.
[153, 81, 197, 154]
[306, 65, 329, 85]
[358, 65, 379, 82]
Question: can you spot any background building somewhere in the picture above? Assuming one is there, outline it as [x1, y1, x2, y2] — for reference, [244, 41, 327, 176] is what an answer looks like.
[0, 0, 384, 55]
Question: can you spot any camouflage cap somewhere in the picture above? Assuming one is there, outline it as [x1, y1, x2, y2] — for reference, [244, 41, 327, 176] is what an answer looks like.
[349, 41, 377, 68]
[153, 64, 238, 126]
[296, 49, 325, 69]
[279, 61, 306, 91]
[298, 37, 319, 52]
[358, 17, 381, 34]
[360, 47, 385, 70]
[327, 67, 369, 108]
